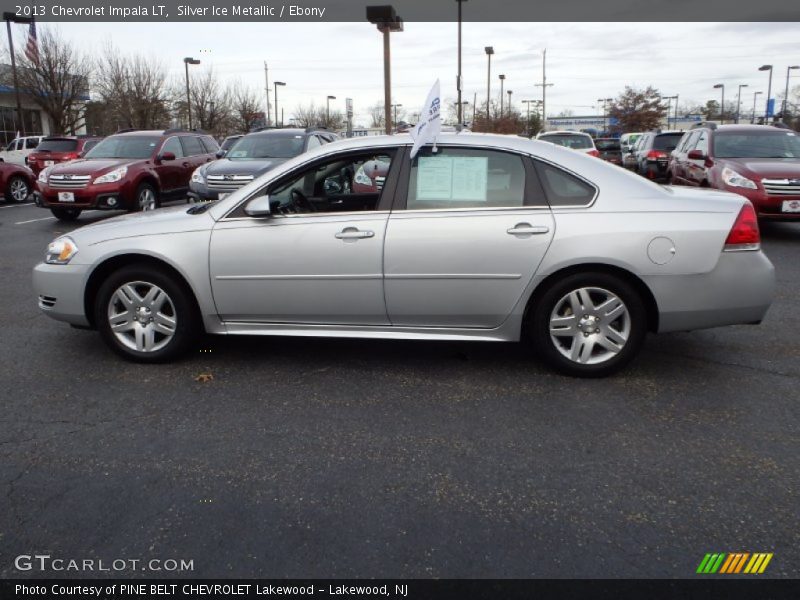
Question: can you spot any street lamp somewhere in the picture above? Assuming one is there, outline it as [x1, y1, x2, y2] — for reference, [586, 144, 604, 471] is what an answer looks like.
[507, 90, 513, 116]
[484, 46, 494, 120]
[367, 5, 404, 135]
[183, 57, 201, 130]
[499, 74, 506, 117]
[274, 81, 286, 126]
[713, 83, 725, 124]
[783, 65, 799, 122]
[751, 91, 763, 124]
[735, 84, 748, 124]
[3, 12, 33, 136]
[759, 64, 773, 121]
[391, 103, 402, 130]
[597, 97, 612, 133]
[326, 95, 336, 122]
[455, 0, 467, 125]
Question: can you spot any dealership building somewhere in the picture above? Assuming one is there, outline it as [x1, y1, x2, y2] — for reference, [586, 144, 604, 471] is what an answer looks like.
[544, 114, 706, 134]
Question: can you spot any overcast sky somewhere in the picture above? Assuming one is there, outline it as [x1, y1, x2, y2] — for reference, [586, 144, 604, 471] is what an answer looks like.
[47, 21, 800, 126]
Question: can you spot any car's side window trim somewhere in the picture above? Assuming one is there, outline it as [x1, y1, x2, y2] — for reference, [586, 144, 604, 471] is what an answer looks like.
[222, 146, 404, 220]
[391, 146, 548, 213]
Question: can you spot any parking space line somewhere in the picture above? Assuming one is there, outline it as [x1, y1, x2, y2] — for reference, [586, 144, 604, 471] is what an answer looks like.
[0, 202, 35, 209]
[15, 216, 56, 224]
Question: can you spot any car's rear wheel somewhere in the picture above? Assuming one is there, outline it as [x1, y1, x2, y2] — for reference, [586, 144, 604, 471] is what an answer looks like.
[5, 175, 30, 203]
[95, 265, 199, 363]
[132, 183, 159, 212]
[530, 272, 647, 377]
[50, 207, 82, 221]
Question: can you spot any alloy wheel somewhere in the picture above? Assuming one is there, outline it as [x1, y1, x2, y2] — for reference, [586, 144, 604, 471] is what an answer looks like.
[107, 281, 177, 352]
[9, 178, 29, 202]
[139, 188, 156, 211]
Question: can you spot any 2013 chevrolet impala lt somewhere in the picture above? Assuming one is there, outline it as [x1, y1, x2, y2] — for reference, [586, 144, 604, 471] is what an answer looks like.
[33, 134, 775, 377]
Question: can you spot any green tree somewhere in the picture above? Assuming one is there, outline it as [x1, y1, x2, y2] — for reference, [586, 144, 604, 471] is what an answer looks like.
[607, 86, 666, 133]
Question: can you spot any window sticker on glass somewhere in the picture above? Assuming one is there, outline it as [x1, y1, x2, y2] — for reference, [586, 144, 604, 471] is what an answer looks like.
[416, 156, 488, 201]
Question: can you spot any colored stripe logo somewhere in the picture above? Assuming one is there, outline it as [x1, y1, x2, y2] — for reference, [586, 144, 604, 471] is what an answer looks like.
[696, 553, 773, 574]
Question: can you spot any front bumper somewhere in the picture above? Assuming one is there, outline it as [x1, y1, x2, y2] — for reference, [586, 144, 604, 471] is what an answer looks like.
[188, 181, 221, 201]
[647, 250, 775, 333]
[32, 262, 92, 327]
[37, 182, 132, 211]
[715, 184, 800, 220]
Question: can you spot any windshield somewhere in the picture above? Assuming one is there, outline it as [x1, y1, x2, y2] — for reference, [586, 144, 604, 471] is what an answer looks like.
[221, 136, 240, 151]
[595, 139, 620, 151]
[227, 134, 304, 160]
[714, 132, 800, 158]
[653, 134, 683, 151]
[85, 135, 161, 159]
[540, 134, 593, 149]
[37, 139, 78, 152]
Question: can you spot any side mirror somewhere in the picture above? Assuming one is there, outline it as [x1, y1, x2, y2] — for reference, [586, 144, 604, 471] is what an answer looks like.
[159, 151, 176, 162]
[687, 149, 705, 160]
[216, 149, 226, 158]
[244, 195, 272, 217]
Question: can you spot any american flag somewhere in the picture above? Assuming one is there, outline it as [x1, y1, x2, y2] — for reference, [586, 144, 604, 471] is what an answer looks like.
[24, 20, 38, 65]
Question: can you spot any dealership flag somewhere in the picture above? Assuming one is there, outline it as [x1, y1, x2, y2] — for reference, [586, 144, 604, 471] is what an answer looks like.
[24, 20, 39, 65]
[409, 80, 441, 159]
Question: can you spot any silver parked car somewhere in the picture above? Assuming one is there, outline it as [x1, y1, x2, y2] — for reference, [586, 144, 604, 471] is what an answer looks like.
[33, 134, 775, 377]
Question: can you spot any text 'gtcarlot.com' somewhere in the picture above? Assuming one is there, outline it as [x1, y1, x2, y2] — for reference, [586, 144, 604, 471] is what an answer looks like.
[13, 554, 194, 573]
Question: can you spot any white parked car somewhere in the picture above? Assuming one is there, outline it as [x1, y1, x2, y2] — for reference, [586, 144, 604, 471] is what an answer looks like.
[536, 131, 599, 157]
[0, 135, 44, 165]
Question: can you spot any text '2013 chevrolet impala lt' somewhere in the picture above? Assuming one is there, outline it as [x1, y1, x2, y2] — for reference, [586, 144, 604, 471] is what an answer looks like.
[33, 134, 775, 377]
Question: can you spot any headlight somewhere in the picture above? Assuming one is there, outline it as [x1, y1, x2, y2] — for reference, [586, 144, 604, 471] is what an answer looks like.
[191, 168, 205, 184]
[93, 166, 127, 184]
[354, 167, 371, 186]
[45, 237, 78, 265]
[721, 167, 757, 190]
[38, 167, 50, 184]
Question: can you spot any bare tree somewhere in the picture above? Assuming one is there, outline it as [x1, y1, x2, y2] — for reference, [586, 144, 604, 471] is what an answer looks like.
[4, 26, 93, 134]
[229, 80, 262, 132]
[292, 102, 320, 128]
[172, 66, 233, 137]
[368, 102, 385, 128]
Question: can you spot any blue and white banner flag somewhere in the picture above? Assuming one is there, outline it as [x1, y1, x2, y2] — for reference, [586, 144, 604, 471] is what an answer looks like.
[409, 80, 441, 159]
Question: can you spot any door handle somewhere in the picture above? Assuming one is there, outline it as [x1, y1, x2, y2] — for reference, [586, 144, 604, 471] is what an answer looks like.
[335, 227, 375, 240]
[507, 223, 550, 235]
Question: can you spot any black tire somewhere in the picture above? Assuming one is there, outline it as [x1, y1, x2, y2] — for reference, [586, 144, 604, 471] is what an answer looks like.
[130, 182, 160, 212]
[50, 207, 82, 221]
[5, 175, 31, 203]
[95, 265, 200, 363]
[529, 272, 647, 378]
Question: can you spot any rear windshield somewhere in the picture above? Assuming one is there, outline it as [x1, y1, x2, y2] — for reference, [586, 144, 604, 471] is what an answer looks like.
[713, 131, 800, 158]
[595, 139, 620, 151]
[85, 135, 161, 159]
[540, 134, 593, 150]
[653, 134, 684, 151]
[37, 139, 78, 152]
[227, 134, 305, 160]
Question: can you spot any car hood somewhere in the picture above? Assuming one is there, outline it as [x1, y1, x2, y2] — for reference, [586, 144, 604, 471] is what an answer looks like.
[723, 158, 800, 179]
[48, 158, 142, 175]
[67, 205, 214, 247]
[203, 158, 287, 176]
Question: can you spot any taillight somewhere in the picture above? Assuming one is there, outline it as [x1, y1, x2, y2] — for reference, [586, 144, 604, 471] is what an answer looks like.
[587, 149, 600, 157]
[724, 202, 760, 251]
[63, 152, 79, 160]
[646, 150, 667, 160]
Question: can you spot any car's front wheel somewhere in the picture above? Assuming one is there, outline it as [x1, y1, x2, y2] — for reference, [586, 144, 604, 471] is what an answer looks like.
[95, 265, 199, 363]
[5, 175, 30, 203]
[50, 207, 82, 221]
[132, 183, 160, 212]
[530, 272, 647, 377]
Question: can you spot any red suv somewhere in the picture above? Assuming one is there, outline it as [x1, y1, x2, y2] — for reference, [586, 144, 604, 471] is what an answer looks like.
[26, 136, 103, 176]
[35, 129, 219, 221]
[669, 123, 800, 220]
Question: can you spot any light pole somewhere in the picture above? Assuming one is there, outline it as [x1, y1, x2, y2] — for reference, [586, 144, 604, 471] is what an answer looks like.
[735, 84, 748, 124]
[326, 95, 336, 123]
[759, 64, 773, 122]
[3, 12, 33, 136]
[661, 95, 677, 128]
[455, 0, 467, 125]
[714, 84, 725, 124]
[507, 90, 513, 117]
[535, 49, 553, 132]
[391, 103, 402, 130]
[274, 81, 285, 126]
[183, 57, 201, 130]
[522, 99, 533, 135]
[597, 97, 612, 133]
[751, 91, 762, 123]
[484, 46, 494, 121]
[367, 5, 404, 135]
[498, 74, 505, 117]
[783, 65, 799, 122]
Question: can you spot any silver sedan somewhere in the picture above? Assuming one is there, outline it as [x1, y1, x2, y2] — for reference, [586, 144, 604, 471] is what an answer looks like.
[33, 134, 775, 377]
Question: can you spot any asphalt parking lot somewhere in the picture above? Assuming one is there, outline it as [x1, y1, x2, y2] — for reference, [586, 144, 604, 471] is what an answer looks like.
[1, 199, 798, 579]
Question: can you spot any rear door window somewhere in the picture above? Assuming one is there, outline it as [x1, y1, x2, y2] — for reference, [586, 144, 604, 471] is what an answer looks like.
[534, 160, 597, 207]
[181, 136, 204, 156]
[25, 137, 40, 149]
[161, 137, 185, 158]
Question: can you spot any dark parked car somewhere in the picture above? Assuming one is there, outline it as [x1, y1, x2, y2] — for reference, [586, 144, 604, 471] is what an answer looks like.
[26, 136, 103, 176]
[35, 129, 219, 221]
[668, 122, 800, 220]
[594, 138, 622, 165]
[189, 128, 338, 201]
[632, 131, 685, 181]
[218, 134, 243, 156]
[0, 161, 35, 203]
